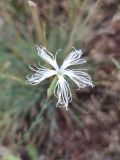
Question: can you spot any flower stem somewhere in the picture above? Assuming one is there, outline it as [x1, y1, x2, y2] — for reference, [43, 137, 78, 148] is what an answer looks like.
[47, 76, 58, 99]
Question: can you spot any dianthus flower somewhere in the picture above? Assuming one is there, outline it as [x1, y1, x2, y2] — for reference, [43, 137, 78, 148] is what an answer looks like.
[27, 46, 94, 110]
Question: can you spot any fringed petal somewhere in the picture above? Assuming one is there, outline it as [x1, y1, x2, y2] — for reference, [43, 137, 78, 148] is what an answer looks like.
[63, 69, 94, 88]
[27, 65, 57, 85]
[36, 45, 59, 70]
[54, 76, 72, 110]
[60, 48, 86, 70]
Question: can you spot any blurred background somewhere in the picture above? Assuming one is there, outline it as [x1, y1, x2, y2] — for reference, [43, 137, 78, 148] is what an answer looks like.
[0, 0, 120, 160]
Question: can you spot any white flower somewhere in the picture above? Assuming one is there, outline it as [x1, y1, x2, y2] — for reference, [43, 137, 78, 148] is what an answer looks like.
[27, 46, 94, 110]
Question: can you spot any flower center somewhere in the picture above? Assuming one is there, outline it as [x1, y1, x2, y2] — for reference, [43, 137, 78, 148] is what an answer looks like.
[57, 69, 63, 76]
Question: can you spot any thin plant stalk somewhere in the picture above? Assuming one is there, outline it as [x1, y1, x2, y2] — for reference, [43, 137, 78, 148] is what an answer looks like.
[28, 0, 46, 46]
[65, 0, 102, 51]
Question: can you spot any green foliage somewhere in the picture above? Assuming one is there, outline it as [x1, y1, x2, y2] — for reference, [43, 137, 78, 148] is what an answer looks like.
[2, 154, 21, 160]
[26, 144, 38, 160]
